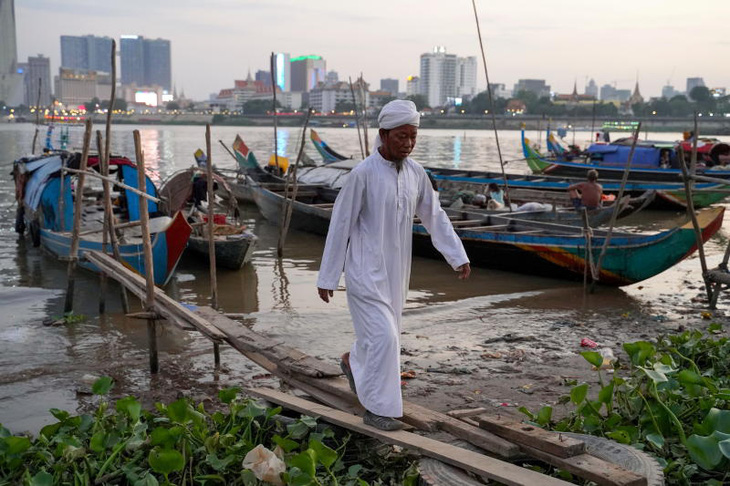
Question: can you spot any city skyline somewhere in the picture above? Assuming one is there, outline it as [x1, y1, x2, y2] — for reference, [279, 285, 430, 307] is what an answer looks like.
[14, 0, 730, 101]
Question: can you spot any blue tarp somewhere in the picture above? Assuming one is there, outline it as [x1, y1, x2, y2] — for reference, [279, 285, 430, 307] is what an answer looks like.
[121, 165, 158, 221]
[23, 155, 63, 210]
[40, 176, 72, 231]
[588, 144, 663, 168]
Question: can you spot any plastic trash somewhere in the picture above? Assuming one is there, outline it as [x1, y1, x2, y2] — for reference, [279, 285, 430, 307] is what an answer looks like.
[580, 338, 598, 348]
[242, 444, 285, 486]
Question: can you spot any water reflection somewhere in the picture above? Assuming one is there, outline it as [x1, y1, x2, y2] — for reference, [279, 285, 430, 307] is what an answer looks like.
[276, 130, 289, 158]
[452, 135, 462, 168]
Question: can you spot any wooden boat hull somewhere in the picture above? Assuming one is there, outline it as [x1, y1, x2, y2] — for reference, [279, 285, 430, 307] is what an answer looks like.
[40, 211, 192, 286]
[251, 185, 334, 236]
[186, 232, 258, 270]
[414, 207, 724, 286]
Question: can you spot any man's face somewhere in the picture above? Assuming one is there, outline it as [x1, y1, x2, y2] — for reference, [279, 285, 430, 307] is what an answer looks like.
[380, 125, 417, 162]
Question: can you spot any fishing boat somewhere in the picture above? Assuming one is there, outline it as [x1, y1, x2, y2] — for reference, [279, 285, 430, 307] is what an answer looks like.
[159, 167, 258, 270]
[307, 128, 722, 210]
[412, 206, 725, 286]
[522, 129, 730, 183]
[250, 181, 724, 286]
[12, 152, 191, 286]
[310, 128, 351, 163]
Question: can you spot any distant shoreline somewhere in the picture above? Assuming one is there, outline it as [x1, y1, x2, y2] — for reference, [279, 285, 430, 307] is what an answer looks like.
[9, 113, 730, 135]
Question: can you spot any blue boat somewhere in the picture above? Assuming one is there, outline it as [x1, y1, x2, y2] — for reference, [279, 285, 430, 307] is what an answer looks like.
[13, 152, 192, 286]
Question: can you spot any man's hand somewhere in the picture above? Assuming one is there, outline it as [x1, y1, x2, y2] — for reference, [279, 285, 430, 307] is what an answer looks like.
[457, 263, 471, 280]
[318, 287, 334, 303]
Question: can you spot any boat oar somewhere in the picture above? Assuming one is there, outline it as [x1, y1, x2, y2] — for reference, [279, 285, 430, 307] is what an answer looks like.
[590, 122, 641, 293]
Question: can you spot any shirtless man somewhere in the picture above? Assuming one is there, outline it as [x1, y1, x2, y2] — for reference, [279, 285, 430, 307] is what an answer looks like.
[568, 169, 602, 209]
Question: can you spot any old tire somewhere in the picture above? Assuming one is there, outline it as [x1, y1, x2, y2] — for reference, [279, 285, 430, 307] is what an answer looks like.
[418, 434, 664, 486]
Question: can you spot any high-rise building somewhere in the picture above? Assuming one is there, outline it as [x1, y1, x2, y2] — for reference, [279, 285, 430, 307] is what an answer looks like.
[488, 83, 511, 99]
[380, 78, 399, 96]
[661, 84, 678, 99]
[143, 38, 171, 90]
[274, 52, 290, 92]
[600, 84, 630, 102]
[513, 79, 550, 99]
[121, 35, 171, 91]
[420, 47, 477, 108]
[405, 76, 420, 97]
[60, 35, 113, 72]
[23, 55, 52, 106]
[54, 68, 112, 106]
[290, 55, 326, 93]
[686, 77, 706, 98]
[325, 71, 339, 85]
[255, 70, 272, 86]
[585, 79, 598, 99]
[0, 0, 24, 106]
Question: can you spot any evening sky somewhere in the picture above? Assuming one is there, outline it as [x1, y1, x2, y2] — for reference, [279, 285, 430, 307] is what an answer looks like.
[15, 0, 730, 100]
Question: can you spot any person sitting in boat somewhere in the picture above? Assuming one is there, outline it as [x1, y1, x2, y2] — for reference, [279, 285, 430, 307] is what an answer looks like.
[487, 183, 505, 209]
[567, 169, 602, 210]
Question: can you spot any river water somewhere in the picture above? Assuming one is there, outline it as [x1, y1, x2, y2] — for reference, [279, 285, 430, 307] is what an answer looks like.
[1, 123, 728, 434]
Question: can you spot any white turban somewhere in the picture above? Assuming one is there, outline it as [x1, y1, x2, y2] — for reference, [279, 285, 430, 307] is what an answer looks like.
[373, 100, 420, 150]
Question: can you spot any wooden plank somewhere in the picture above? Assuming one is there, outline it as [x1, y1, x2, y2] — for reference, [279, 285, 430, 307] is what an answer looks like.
[195, 306, 341, 378]
[478, 415, 585, 458]
[84, 252, 226, 341]
[446, 407, 488, 419]
[520, 444, 647, 486]
[247, 388, 572, 486]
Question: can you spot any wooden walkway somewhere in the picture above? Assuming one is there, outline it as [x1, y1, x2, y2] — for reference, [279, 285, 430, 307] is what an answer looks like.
[83, 249, 649, 486]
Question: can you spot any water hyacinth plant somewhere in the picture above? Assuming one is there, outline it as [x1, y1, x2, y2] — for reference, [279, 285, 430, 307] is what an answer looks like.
[0, 378, 419, 485]
[520, 328, 730, 485]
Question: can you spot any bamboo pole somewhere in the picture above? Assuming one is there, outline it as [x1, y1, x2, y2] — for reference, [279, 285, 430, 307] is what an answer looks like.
[590, 123, 641, 292]
[98, 38, 129, 313]
[206, 125, 221, 368]
[96, 131, 109, 314]
[63, 119, 93, 314]
[61, 168, 161, 203]
[218, 140, 237, 162]
[359, 73, 369, 156]
[269, 52, 280, 173]
[470, 0, 511, 212]
[133, 130, 158, 374]
[349, 77, 365, 159]
[31, 78, 42, 154]
[277, 109, 313, 257]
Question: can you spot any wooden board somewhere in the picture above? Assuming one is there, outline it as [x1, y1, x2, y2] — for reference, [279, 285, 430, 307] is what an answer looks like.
[478, 415, 585, 458]
[446, 407, 489, 419]
[247, 388, 572, 486]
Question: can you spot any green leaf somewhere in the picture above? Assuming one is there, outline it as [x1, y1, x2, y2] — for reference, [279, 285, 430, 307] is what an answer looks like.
[133, 471, 160, 486]
[309, 439, 338, 468]
[570, 384, 589, 404]
[702, 408, 730, 434]
[116, 396, 142, 422]
[49, 408, 70, 422]
[218, 387, 240, 404]
[623, 341, 656, 366]
[598, 383, 614, 405]
[205, 453, 236, 472]
[639, 367, 668, 383]
[287, 421, 311, 440]
[645, 433, 665, 449]
[4, 436, 31, 454]
[273, 434, 300, 453]
[536, 406, 553, 426]
[676, 369, 704, 386]
[149, 426, 183, 448]
[290, 449, 316, 477]
[708, 322, 723, 334]
[719, 439, 730, 459]
[517, 406, 535, 420]
[687, 434, 723, 471]
[148, 447, 185, 476]
[166, 399, 190, 423]
[92, 376, 114, 395]
[607, 430, 632, 444]
[29, 471, 53, 486]
[580, 351, 604, 368]
[239, 401, 267, 419]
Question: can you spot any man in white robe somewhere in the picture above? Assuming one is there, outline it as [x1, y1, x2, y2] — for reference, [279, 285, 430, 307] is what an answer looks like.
[317, 100, 470, 431]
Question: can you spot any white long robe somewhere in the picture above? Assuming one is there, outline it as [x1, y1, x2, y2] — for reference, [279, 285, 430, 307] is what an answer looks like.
[317, 151, 469, 417]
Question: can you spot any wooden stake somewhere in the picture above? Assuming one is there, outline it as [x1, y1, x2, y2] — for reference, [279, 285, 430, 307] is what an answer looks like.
[590, 122, 641, 292]
[269, 52, 280, 172]
[96, 131, 109, 314]
[63, 119, 93, 314]
[349, 77, 365, 159]
[359, 73, 369, 156]
[277, 109, 313, 257]
[62, 168, 161, 202]
[133, 130, 158, 373]
[205, 125, 219, 309]
[31, 78, 41, 154]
